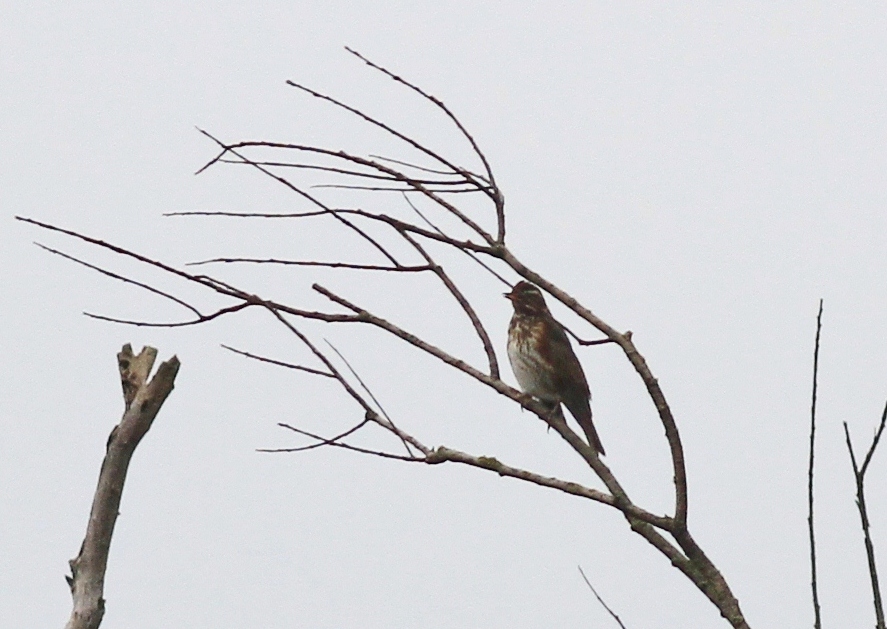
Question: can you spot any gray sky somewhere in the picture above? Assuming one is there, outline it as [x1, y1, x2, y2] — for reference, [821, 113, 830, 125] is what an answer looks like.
[3, 3, 887, 628]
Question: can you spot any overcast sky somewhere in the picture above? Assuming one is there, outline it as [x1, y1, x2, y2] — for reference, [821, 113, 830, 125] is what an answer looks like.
[4, 3, 887, 628]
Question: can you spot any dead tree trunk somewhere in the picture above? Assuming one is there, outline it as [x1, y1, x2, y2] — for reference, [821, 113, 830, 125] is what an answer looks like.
[64, 345, 180, 629]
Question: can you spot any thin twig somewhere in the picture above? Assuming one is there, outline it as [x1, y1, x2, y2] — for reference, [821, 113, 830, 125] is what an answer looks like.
[567, 328, 618, 346]
[166, 210, 333, 218]
[187, 258, 433, 272]
[808, 299, 823, 629]
[267, 422, 422, 461]
[344, 47, 505, 242]
[84, 301, 254, 328]
[36, 243, 202, 317]
[324, 340, 415, 457]
[170, 207, 497, 254]
[861, 402, 887, 477]
[426, 447, 671, 528]
[396, 229, 500, 379]
[196, 129, 404, 267]
[285, 73, 489, 197]
[401, 192, 511, 287]
[578, 565, 628, 629]
[221, 344, 334, 378]
[218, 157, 482, 187]
[371, 153, 488, 181]
[257, 418, 371, 453]
[310, 183, 482, 194]
[201, 136, 497, 245]
[264, 305, 430, 456]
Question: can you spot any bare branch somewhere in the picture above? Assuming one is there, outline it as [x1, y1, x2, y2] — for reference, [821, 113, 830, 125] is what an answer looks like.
[258, 417, 371, 453]
[284, 75, 490, 198]
[84, 301, 254, 328]
[196, 129, 404, 267]
[396, 229, 500, 378]
[24, 57, 761, 627]
[266, 421, 423, 461]
[310, 182, 483, 194]
[217, 157, 486, 188]
[402, 192, 512, 287]
[344, 47, 506, 242]
[18, 216, 241, 298]
[345, 209, 497, 254]
[861, 401, 887, 477]
[166, 210, 333, 218]
[65, 345, 179, 629]
[567, 327, 618, 347]
[808, 300, 823, 629]
[578, 565, 628, 629]
[36, 243, 202, 317]
[426, 446, 671, 529]
[844, 405, 887, 629]
[169, 207, 498, 255]
[221, 344, 334, 378]
[202, 136, 496, 244]
[324, 340, 416, 458]
[263, 305, 431, 457]
[187, 257, 433, 272]
[371, 153, 488, 181]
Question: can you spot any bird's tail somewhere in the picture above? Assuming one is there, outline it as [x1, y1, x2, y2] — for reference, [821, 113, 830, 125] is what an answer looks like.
[579, 416, 606, 456]
[547, 400, 606, 456]
[566, 398, 606, 456]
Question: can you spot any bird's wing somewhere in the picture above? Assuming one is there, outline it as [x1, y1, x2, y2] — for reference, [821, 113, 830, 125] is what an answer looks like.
[548, 318, 605, 454]
[547, 319, 590, 399]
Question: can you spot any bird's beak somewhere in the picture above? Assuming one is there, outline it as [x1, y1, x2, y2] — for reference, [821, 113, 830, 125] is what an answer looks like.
[504, 290, 516, 301]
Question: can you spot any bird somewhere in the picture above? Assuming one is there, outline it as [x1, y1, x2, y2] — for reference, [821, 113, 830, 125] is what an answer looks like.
[505, 281, 605, 455]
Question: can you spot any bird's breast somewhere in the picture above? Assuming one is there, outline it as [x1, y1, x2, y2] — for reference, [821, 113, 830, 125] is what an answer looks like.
[507, 316, 557, 400]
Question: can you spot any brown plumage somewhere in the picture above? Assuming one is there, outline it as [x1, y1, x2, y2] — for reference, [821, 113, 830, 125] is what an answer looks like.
[505, 281, 605, 455]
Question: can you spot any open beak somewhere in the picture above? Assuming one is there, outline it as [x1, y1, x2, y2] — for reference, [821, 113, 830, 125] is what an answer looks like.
[504, 289, 516, 301]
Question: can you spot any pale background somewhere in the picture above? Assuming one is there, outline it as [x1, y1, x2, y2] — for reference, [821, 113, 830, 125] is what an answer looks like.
[3, 3, 887, 628]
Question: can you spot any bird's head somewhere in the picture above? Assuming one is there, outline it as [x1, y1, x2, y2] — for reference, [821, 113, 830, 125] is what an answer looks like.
[505, 281, 549, 316]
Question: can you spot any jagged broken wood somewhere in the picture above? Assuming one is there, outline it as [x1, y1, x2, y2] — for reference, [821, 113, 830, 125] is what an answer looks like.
[64, 345, 180, 629]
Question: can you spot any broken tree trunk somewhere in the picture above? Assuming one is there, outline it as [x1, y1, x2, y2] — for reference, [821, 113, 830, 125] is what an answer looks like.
[64, 345, 180, 629]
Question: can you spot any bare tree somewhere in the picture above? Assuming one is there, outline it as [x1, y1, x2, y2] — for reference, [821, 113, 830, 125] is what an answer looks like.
[21, 50, 757, 626]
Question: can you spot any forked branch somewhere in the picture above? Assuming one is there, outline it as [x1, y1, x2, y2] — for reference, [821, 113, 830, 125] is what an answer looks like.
[843, 403, 887, 629]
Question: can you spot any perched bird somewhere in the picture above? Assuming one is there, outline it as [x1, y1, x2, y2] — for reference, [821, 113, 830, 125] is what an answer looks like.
[505, 281, 605, 455]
